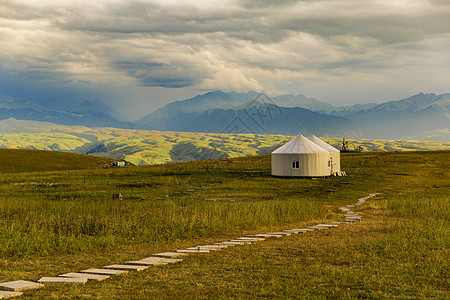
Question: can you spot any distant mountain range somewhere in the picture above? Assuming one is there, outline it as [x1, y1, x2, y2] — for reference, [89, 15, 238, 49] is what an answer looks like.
[0, 91, 449, 141]
[346, 92, 450, 139]
[0, 95, 133, 128]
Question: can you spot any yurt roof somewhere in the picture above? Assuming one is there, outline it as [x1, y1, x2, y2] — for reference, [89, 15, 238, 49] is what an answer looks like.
[307, 134, 340, 152]
[272, 134, 329, 154]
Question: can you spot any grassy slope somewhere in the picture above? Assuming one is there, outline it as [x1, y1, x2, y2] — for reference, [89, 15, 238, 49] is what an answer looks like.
[0, 149, 119, 173]
[0, 120, 449, 165]
[0, 150, 448, 298]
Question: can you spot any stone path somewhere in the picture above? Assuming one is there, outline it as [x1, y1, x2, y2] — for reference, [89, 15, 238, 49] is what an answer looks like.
[0, 193, 380, 298]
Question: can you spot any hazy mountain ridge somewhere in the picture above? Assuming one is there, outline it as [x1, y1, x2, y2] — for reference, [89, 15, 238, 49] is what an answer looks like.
[0, 95, 135, 128]
[137, 91, 366, 137]
[347, 93, 450, 139]
[1, 91, 448, 141]
[184, 104, 362, 137]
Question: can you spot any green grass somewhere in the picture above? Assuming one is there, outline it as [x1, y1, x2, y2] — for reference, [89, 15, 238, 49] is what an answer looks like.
[0, 149, 119, 173]
[0, 150, 448, 298]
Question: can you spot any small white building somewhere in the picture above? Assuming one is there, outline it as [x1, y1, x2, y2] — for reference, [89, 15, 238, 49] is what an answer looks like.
[271, 134, 331, 177]
[308, 134, 341, 175]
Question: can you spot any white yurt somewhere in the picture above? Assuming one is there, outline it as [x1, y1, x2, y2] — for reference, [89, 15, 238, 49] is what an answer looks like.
[271, 134, 331, 177]
[308, 134, 341, 175]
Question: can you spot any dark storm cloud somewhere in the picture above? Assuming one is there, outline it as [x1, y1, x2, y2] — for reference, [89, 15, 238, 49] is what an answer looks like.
[1, 0, 449, 98]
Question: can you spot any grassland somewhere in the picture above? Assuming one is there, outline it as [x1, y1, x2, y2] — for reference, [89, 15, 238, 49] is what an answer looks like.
[0, 149, 119, 173]
[1, 118, 449, 165]
[0, 149, 448, 298]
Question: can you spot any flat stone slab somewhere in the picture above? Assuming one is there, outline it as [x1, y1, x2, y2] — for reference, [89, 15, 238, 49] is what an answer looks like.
[283, 229, 309, 233]
[214, 242, 237, 246]
[244, 233, 280, 238]
[306, 226, 324, 230]
[0, 280, 44, 292]
[265, 232, 292, 236]
[196, 245, 229, 249]
[154, 252, 188, 258]
[235, 237, 266, 241]
[229, 239, 254, 244]
[177, 249, 210, 253]
[0, 291, 23, 299]
[38, 277, 87, 284]
[103, 264, 148, 272]
[187, 247, 219, 251]
[80, 268, 128, 276]
[315, 224, 338, 228]
[59, 273, 109, 282]
[126, 260, 167, 266]
[141, 257, 182, 264]
[216, 241, 247, 246]
[346, 219, 361, 222]
[126, 257, 182, 266]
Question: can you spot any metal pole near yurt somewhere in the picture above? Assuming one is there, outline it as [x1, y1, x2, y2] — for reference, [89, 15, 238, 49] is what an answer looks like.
[307, 134, 341, 176]
[271, 134, 331, 177]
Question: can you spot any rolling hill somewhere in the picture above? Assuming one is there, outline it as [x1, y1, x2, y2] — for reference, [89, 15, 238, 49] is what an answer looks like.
[0, 148, 119, 173]
[0, 119, 448, 166]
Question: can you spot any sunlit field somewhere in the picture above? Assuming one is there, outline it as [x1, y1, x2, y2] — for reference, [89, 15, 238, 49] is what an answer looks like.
[0, 150, 448, 298]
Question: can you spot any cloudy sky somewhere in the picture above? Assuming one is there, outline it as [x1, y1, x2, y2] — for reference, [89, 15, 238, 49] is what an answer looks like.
[1, 0, 449, 119]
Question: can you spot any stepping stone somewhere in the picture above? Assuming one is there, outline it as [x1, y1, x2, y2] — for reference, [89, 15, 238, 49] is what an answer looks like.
[307, 226, 324, 230]
[229, 239, 255, 244]
[315, 224, 338, 228]
[196, 245, 229, 249]
[154, 252, 188, 258]
[245, 233, 282, 238]
[129, 256, 179, 263]
[126, 257, 182, 265]
[235, 237, 266, 241]
[0, 280, 44, 292]
[346, 205, 355, 208]
[59, 273, 109, 282]
[38, 277, 87, 284]
[0, 291, 23, 299]
[187, 247, 219, 251]
[282, 230, 300, 234]
[214, 242, 237, 246]
[237, 236, 266, 240]
[265, 232, 292, 236]
[283, 229, 309, 233]
[80, 268, 128, 276]
[216, 241, 246, 246]
[126, 260, 167, 266]
[330, 222, 344, 225]
[346, 219, 361, 223]
[177, 249, 210, 253]
[103, 264, 148, 272]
